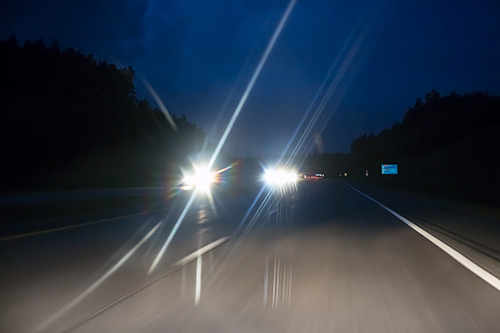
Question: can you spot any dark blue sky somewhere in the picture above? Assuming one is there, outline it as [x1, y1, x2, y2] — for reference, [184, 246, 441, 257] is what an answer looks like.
[1, 0, 499, 155]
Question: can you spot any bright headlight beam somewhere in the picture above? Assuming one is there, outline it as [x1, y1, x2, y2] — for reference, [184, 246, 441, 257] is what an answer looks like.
[207, 5, 381, 283]
[149, 0, 297, 276]
[182, 165, 216, 193]
[263, 168, 298, 186]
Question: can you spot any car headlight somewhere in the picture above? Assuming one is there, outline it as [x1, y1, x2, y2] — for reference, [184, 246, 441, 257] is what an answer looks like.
[263, 168, 298, 186]
[182, 166, 215, 193]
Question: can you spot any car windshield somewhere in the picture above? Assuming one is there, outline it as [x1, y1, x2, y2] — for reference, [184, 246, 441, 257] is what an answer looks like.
[1, 1, 499, 332]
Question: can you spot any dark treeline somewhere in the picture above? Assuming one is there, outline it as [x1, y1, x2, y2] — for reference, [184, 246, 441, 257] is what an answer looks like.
[306, 90, 500, 206]
[1, 36, 205, 191]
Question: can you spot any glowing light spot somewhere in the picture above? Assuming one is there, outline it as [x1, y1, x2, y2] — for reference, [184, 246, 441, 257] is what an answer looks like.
[264, 168, 298, 186]
[182, 165, 215, 193]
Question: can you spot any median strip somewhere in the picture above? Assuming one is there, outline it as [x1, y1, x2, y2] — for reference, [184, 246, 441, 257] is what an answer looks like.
[0, 209, 165, 242]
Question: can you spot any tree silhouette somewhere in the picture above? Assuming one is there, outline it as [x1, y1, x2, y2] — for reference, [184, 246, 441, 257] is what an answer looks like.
[0, 36, 205, 191]
[345, 90, 500, 205]
[304, 90, 499, 206]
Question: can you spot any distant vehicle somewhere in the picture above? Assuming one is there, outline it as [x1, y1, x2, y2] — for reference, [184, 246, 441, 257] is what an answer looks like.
[303, 173, 324, 180]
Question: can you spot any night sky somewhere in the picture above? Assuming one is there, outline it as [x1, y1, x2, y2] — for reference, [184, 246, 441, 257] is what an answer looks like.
[1, 0, 499, 156]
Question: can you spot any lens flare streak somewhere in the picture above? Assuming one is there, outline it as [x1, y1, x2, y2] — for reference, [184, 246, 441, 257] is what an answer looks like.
[148, 191, 197, 274]
[36, 222, 161, 332]
[141, 76, 178, 131]
[214, 8, 381, 280]
[207, 0, 297, 169]
[149, 0, 298, 276]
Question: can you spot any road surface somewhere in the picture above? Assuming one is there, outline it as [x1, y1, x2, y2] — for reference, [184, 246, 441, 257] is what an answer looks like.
[1, 180, 499, 332]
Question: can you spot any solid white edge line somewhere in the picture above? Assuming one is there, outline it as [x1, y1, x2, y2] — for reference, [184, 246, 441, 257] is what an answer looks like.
[347, 183, 500, 292]
[174, 236, 230, 267]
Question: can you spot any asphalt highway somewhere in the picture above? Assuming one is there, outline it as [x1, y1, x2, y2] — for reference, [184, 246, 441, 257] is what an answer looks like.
[1, 180, 499, 332]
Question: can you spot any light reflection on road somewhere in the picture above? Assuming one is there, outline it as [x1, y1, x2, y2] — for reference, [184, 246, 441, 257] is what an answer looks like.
[264, 255, 293, 308]
[194, 204, 212, 306]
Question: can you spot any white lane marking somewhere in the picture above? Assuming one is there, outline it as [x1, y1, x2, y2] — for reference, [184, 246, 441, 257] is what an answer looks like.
[272, 257, 277, 308]
[348, 183, 500, 292]
[264, 258, 269, 307]
[174, 236, 230, 267]
[181, 265, 186, 299]
[195, 255, 202, 306]
[288, 263, 292, 307]
[282, 262, 287, 306]
[0, 209, 162, 242]
[276, 257, 281, 307]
